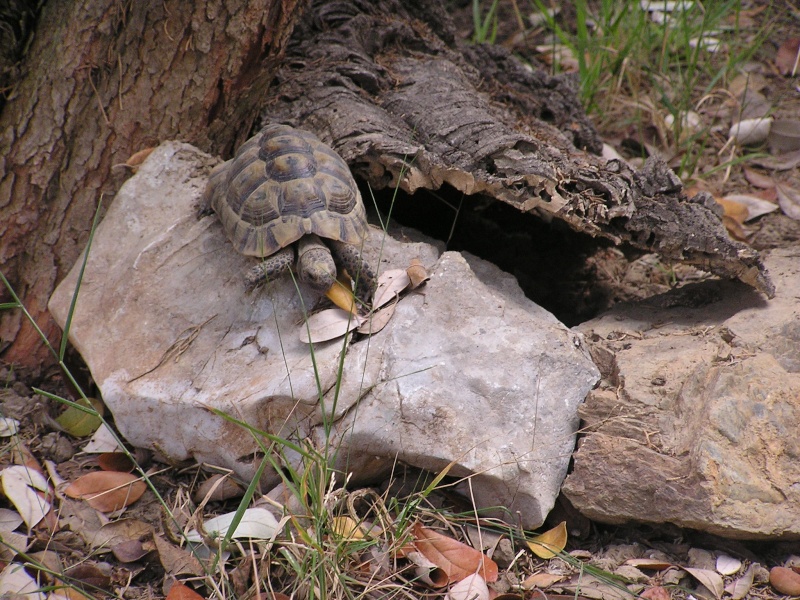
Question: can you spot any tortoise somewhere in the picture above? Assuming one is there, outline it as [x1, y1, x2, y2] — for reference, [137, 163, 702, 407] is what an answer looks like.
[202, 123, 376, 312]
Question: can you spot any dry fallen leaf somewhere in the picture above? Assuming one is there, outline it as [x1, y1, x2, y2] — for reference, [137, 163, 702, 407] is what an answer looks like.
[124, 147, 157, 172]
[445, 573, 489, 600]
[97, 452, 135, 473]
[527, 521, 567, 559]
[775, 38, 800, 76]
[64, 471, 146, 513]
[624, 558, 673, 570]
[193, 473, 244, 504]
[331, 516, 366, 541]
[684, 567, 724, 599]
[776, 182, 800, 220]
[356, 300, 397, 336]
[299, 308, 361, 344]
[406, 550, 449, 588]
[726, 563, 755, 600]
[743, 167, 776, 189]
[769, 119, 800, 153]
[721, 194, 778, 222]
[412, 523, 499, 584]
[406, 259, 430, 289]
[639, 586, 672, 600]
[166, 581, 206, 600]
[1, 465, 52, 529]
[150, 532, 205, 577]
[373, 268, 411, 308]
[521, 572, 565, 589]
[717, 198, 749, 224]
[729, 117, 772, 146]
[715, 554, 742, 575]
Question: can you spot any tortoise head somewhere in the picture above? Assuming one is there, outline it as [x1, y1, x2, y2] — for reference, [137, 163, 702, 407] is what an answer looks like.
[296, 235, 337, 294]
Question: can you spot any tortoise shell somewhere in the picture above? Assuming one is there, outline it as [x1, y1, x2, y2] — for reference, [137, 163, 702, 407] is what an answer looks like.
[204, 124, 368, 258]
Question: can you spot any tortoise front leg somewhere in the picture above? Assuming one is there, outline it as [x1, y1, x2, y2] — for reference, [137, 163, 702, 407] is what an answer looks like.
[329, 241, 377, 306]
[245, 246, 295, 288]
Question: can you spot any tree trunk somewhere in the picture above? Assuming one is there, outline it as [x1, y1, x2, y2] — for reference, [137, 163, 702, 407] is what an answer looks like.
[0, 0, 305, 371]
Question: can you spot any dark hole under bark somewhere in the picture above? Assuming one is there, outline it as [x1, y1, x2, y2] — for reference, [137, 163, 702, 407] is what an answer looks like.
[368, 182, 617, 327]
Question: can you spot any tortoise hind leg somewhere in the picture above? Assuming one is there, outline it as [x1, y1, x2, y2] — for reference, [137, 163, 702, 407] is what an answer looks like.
[245, 246, 295, 288]
[328, 241, 377, 305]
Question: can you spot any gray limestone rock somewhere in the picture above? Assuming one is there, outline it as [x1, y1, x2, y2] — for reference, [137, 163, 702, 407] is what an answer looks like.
[566, 248, 800, 539]
[48, 142, 599, 529]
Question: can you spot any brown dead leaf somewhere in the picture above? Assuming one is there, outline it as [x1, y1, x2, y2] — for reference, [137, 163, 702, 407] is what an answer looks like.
[166, 581, 205, 600]
[112, 538, 151, 563]
[527, 521, 567, 559]
[743, 167, 776, 189]
[64, 563, 112, 592]
[406, 259, 430, 289]
[624, 558, 673, 570]
[726, 563, 755, 600]
[684, 567, 724, 599]
[751, 148, 800, 171]
[776, 182, 800, 220]
[770, 566, 800, 596]
[299, 308, 361, 343]
[639, 586, 672, 600]
[722, 216, 747, 241]
[97, 452, 135, 473]
[776, 38, 800, 76]
[192, 474, 244, 503]
[373, 268, 411, 308]
[716, 198, 749, 224]
[522, 572, 565, 589]
[64, 471, 146, 512]
[356, 300, 397, 336]
[721, 194, 778, 222]
[125, 147, 156, 170]
[150, 531, 205, 577]
[412, 523, 499, 584]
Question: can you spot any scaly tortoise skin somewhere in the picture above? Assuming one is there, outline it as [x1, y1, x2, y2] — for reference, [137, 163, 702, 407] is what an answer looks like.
[202, 123, 376, 307]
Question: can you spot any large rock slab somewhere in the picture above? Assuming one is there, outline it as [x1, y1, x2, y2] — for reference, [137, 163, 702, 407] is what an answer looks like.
[565, 248, 800, 539]
[48, 142, 599, 528]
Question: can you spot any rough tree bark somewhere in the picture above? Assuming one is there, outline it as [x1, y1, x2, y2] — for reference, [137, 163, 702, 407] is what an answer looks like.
[263, 0, 773, 297]
[0, 0, 304, 370]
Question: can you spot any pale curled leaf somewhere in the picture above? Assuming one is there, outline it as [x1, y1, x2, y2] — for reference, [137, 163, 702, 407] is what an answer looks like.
[725, 563, 755, 600]
[684, 567, 724, 599]
[299, 308, 361, 344]
[185, 507, 279, 542]
[715, 553, 742, 575]
[1, 465, 51, 528]
[776, 183, 800, 220]
[729, 118, 772, 145]
[446, 573, 489, 600]
[522, 572, 565, 589]
[406, 550, 449, 588]
[0, 417, 19, 437]
[373, 268, 411, 308]
[356, 300, 397, 336]
[83, 423, 125, 454]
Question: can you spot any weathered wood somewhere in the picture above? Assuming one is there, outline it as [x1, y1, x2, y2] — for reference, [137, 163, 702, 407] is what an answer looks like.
[0, 0, 305, 369]
[263, 0, 773, 297]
